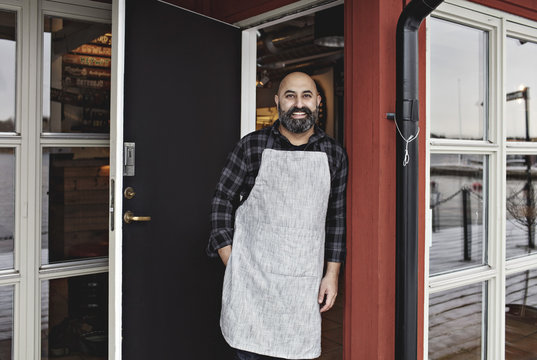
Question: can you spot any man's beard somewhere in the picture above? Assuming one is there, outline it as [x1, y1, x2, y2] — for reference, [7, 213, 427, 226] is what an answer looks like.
[278, 105, 318, 134]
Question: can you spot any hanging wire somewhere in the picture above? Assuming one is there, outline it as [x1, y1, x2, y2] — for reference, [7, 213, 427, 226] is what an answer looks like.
[393, 114, 420, 167]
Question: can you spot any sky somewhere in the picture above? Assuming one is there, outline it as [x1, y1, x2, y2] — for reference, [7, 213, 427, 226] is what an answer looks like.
[0, 34, 51, 124]
[430, 17, 537, 140]
[430, 17, 486, 139]
[0, 40, 15, 122]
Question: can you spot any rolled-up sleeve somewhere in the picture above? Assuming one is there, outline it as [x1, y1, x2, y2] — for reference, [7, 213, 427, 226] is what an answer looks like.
[324, 148, 348, 263]
[206, 140, 248, 257]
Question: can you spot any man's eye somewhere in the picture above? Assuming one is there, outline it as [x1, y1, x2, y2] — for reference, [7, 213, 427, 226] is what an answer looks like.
[304, 94, 312, 98]
[286, 94, 295, 98]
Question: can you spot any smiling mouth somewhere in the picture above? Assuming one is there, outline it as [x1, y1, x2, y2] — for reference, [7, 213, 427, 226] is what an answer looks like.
[292, 112, 306, 117]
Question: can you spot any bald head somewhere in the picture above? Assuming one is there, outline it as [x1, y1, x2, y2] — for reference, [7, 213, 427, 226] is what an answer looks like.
[274, 72, 321, 134]
[277, 72, 319, 98]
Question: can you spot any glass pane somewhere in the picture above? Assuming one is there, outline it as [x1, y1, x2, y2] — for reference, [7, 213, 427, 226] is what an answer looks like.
[0, 10, 16, 132]
[430, 154, 487, 275]
[0, 149, 14, 269]
[41, 273, 108, 359]
[506, 37, 537, 141]
[0, 286, 14, 359]
[429, 283, 485, 359]
[506, 155, 537, 259]
[43, 16, 111, 134]
[429, 17, 488, 140]
[506, 270, 537, 359]
[42, 147, 109, 264]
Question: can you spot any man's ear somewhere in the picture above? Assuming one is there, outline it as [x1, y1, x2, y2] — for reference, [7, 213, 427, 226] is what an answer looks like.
[274, 94, 279, 106]
[317, 94, 321, 106]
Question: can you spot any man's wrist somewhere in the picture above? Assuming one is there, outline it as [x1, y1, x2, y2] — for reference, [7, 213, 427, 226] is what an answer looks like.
[218, 245, 232, 265]
[217, 244, 232, 254]
[325, 261, 341, 278]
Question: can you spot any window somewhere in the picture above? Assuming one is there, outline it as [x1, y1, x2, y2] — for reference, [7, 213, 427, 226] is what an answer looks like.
[427, 2, 537, 359]
[0, 1, 111, 359]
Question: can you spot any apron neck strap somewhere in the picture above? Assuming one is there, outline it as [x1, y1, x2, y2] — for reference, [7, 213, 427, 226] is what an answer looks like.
[266, 131, 275, 149]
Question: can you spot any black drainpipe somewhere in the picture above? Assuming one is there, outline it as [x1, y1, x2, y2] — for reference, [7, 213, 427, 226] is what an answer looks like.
[395, 1, 443, 359]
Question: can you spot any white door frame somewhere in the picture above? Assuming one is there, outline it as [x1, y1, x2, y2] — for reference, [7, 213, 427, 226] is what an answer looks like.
[109, 0, 124, 358]
[239, 0, 343, 138]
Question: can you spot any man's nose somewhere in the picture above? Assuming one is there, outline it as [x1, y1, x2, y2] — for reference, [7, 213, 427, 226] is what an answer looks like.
[295, 97, 304, 108]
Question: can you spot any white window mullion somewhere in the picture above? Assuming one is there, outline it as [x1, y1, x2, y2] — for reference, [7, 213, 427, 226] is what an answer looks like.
[481, 14, 505, 360]
[494, 16, 507, 360]
[17, 0, 32, 359]
[21, 0, 40, 359]
[423, 15, 432, 360]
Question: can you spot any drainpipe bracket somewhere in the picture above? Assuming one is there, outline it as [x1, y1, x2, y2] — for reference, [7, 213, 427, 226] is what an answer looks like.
[402, 98, 419, 122]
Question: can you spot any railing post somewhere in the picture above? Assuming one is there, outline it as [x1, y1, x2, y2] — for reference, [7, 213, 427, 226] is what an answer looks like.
[462, 187, 472, 261]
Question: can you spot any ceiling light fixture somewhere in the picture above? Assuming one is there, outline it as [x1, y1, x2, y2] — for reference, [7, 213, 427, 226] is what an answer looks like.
[314, 5, 344, 48]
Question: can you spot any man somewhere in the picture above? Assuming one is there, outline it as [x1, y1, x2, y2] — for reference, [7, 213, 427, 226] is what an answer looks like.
[207, 72, 348, 360]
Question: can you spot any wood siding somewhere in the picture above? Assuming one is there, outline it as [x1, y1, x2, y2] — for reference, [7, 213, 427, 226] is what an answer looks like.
[471, 0, 537, 21]
[164, 0, 296, 23]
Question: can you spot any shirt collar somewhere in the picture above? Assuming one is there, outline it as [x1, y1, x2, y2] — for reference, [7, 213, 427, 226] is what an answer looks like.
[270, 119, 326, 146]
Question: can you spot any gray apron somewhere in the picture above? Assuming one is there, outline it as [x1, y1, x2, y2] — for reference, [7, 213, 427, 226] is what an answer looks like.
[220, 135, 331, 359]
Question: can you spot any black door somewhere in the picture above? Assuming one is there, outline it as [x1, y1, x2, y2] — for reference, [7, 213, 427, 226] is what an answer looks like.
[122, 1, 241, 358]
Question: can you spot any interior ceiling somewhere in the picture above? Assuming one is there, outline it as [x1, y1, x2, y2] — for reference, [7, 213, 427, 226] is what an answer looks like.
[256, 9, 344, 87]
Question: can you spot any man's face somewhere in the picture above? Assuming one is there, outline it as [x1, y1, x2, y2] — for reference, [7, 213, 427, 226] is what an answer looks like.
[275, 74, 321, 134]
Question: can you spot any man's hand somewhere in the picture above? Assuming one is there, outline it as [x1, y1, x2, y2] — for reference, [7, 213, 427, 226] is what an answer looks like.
[318, 262, 341, 313]
[218, 245, 232, 266]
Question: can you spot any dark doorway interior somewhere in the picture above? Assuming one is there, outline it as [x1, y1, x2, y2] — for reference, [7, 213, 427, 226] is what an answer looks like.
[255, 5, 345, 359]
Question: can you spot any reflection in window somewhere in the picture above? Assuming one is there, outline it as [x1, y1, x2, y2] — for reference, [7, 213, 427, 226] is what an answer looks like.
[506, 155, 537, 259]
[42, 147, 109, 264]
[506, 270, 537, 359]
[0, 286, 14, 359]
[41, 273, 108, 359]
[429, 154, 487, 275]
[429, 17, 488, 140]
[43, 16, 111, 134]
[0, 149, 14, 270]
[0, 10, 16, 132]
[429, 282, 485, 359]
[506, 37, 537, 141]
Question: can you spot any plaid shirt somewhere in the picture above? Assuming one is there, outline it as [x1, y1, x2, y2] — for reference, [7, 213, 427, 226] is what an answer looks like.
[207, 120, 348, 263]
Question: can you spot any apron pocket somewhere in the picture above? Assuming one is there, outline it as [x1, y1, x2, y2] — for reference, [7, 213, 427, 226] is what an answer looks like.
[240, 222, 324, 278]
[228, 267, 321, 348]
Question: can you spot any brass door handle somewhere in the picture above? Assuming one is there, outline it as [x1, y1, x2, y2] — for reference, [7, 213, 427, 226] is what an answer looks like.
[124, 210, 152, 224]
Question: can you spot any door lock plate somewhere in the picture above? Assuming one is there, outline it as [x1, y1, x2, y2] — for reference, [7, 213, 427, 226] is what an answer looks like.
[124, 142, 135, 176]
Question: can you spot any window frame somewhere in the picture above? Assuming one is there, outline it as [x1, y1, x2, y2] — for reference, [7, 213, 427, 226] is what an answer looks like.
[426, 2, 537, 359]
[0, 1, 113, 359]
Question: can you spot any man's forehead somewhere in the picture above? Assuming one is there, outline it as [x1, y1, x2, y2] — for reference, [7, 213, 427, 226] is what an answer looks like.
[278, 73, 317, 95]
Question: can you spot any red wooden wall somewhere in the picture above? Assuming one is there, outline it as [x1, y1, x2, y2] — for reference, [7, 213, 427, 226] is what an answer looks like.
[163, 0, 537, 359]
[344, 0, 400, 358]
[167, 0, 537, 24]
[471, 0, 537, 21]
[165, 0, 297, 23]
